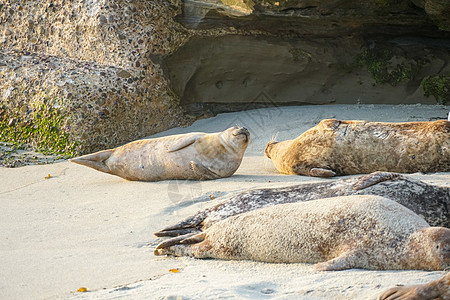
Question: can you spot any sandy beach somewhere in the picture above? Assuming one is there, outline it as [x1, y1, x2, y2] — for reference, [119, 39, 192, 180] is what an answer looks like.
[1, 104, 449, 300]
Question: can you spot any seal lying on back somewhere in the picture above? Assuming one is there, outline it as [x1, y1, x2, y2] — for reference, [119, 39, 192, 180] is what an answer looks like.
[155, 195, 450, 271]
[378, 272, 449, 300]
[155, 172, 449, 237]
[70, 126, 249, 181]
[264, 119, 450, 177]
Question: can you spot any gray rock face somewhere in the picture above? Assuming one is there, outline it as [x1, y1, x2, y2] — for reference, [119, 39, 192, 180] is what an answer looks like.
[155, 0, 450, 115]
[160, 34, 450, 115]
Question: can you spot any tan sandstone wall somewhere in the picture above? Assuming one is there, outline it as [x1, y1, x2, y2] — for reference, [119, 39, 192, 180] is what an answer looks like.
[1, 0, 449, 153]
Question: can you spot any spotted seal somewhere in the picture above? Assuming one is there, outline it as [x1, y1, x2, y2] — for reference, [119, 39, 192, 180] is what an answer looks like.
[154, 195, 450, 271]
[264, 119, 450, 177]
[378, 272, 449, 300]
[70, 126, 249, 181]
[155, 172, 449, 237]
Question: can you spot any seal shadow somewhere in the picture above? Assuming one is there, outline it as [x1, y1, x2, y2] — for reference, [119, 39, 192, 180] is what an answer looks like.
[161, 191, 229, 215]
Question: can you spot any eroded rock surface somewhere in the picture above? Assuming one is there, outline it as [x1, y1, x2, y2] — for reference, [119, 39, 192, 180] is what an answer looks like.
[1, 0, 190, 153]
[1, 0, 449, 152]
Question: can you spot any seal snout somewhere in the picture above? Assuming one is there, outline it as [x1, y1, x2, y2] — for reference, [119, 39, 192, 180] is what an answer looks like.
[233, 127, 250, 143]
[264, 141, 278, 159]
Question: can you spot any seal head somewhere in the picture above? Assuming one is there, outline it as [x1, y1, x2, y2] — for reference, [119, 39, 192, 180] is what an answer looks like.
[405, 227, 450, 270]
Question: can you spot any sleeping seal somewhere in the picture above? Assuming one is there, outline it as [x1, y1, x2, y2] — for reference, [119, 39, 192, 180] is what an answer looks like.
[378, 272, 449, 300]
[70, 126, 249, 181]
[155, 172, 449, 237]
[154, 195, 450, 271]
[264, 119, 450, 177]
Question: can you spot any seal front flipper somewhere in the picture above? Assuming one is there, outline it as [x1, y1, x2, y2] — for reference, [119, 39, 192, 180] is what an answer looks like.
[313, 250, 364, 271]
[309, 167, 336, 178]
[69, 149, 114, 174]
[165, 134, 202, 152]
[190, 161, 221, 180]
[377, 272, 449, 300]
[353, 171, 403, 190]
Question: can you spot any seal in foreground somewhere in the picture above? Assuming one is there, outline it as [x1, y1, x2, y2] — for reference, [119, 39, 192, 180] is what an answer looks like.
[155, 172, 450, 237]
[265, 119, 450, 177]
[69, 126, 249, 181]
[378, 272, 449, 300]
[155, 195, 450, 271]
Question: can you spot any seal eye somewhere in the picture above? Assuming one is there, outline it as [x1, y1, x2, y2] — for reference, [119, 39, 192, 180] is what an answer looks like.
[436, 245, 440, 250]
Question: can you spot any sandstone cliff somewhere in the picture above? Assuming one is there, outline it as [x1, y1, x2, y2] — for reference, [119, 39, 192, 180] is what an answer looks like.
[1, 0, 449, 153]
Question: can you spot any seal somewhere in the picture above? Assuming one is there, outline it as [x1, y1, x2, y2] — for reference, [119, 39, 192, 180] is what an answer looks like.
[264, 119, 450, 177]
[154, 172, 450, 237]
[69, 126, 249, 181]
[378, 272, 449, 300]
[154, 195, 450, 271]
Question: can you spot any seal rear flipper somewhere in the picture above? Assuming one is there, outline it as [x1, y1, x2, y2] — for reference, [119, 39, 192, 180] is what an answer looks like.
[154, 211, 209, 237]
[190, 161, 221, 180]
[69, 149, 114, 174]
[353, 171, 403, 190]
[309, 167, 336, 178]
[154, 232, 207, 257]
[154, 228, 202, 237]
[312, 250, 364, 271]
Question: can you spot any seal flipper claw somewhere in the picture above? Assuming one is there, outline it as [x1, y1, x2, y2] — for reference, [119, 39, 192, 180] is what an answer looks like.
[353, 171, 403, 190]
[309, 167, 336, 178]
[313, 250, 364, 271]
[190, 161, 221, 180]
[69, 149, 113, 174]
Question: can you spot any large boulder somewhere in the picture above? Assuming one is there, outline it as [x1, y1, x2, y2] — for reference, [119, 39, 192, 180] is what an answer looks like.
[0, 0, 190, 153]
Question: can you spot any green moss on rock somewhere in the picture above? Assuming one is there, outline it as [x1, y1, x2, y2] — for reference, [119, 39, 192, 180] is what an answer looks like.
[422, 74, 450, 105]
[356, 47, 417, 86]
[0, 102, 78, 158]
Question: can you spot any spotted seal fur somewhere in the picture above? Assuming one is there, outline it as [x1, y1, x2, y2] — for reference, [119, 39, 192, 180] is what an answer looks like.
[154, 195, 450, 271]
[264, 119, 450, 177]
[155, 172, 449, 237]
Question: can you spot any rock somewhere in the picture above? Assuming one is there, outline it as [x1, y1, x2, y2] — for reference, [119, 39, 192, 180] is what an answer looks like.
[0, 0, 191, 153]
[1, 0, 449, 153]
[159, 34, 449, 115]
[116, 69, 131, 79]
[424, 0, 450, 31]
